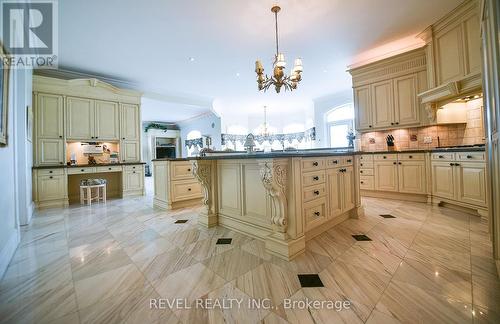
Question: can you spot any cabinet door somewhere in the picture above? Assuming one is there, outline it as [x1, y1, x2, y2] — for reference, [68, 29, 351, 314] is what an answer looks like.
[37, 93, 63, 139]
[435, 24, 465, 85]
[371, 80, 394, 128]
[95, 100, 119, 140]
[374, 161, 398, 192]
[66, 97, 94, 140]
[121, 141, 140, 162]
[398, 161, 426, 194]
[354, 85, 372, 130]
[393, 74, 419, 126]
[124, 170, 144, 191]
[326, 168, 342, 217]
[38, 139, 65, 165]
[457, 163, 487, 207]
[431, 162, 455, 199]
[121, 104, 140, 141]
[342, 166, 355, 211]
[37, 175, 66, 201]
[464, 13, 481, 75]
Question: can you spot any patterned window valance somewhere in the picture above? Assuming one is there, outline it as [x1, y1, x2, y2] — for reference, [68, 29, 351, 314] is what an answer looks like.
[221, 127, 316, 146]
[185, 137, 203, 149]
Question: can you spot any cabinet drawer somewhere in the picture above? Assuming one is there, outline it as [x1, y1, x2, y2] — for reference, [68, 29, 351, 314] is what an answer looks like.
[431, 152, 455, 161]
[304, 199, 327, 231]
[359, 161, 374, 168]
[301, 158, 325, 172]
[398, 153, 425, 161]
[95, 165, 122, 173]
[171, 162, 194, 180]
[342, 156, 354, 166]
[171, 180, 202, 201]
[359, 168, 374, 176]
[302, 170, 326, 187]
[67, 167, 96, 175]
[374, 154, 397, 161]
[37, 168, 65, 176]
[325, 157, 342, 168]
[456, 152, 485, 162]
[303, 184, 326, 203]
[123, 164, 143, 172]
[359, 155, 373, 162]
[360, 176, 375, 190]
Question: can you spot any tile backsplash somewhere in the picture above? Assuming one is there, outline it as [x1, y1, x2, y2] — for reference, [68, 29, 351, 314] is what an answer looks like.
[360, 100, 485, 151]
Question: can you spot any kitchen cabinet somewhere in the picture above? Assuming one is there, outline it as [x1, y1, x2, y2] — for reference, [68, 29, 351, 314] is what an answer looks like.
[95, 100, 119, 140]
[354, 86, 372, 130]
[394, 74, 420, 126]
[37, 138, 65, 166]
[36, 93, 64, 139]
[374, 161, 399, 192]
[37, 174, 66, 202]
[121, 141, 141, 163]
[342, 166, 355, 211]
[66, 97, 95, 140]
[398, 160, 426, 194]
[326, 168, 343, 217]
[121, 104, 140, 141]
[457, 162, 487, 206]
[123, 165, 145, 195]
[371, 80, 394, 128]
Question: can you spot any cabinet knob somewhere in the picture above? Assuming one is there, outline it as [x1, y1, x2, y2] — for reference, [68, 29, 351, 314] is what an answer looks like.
[187, 168, 191, 172]
[467, 155, 473, 159]
[59, 135, 62, 138]
[439, 155, 444, 159]
[398, 162, 402, 165]
[333, 160, 338, 164]
[313, 161, 319, 166]
[360, 163, 363, 166]
[455, 163, 460, 166]
[313, 176, 319, 181]
[360, 181, 364, 184]
[81, 169, 84, 172]
[360, 170, 363, 173]
[449, 163, 454, 166]
[383, 156, 387, 159]
[59, 162, 63, 164]
[314, 190, 320, 195]
[395, 122, 399, 125]
[393, 162, 397, 165]
[109, 168, 112, 170]
[49, 170, 53, 173]
[369, 125, 372, 128]
[122, 137, 125, 140]
[391, 122, 394, 125]
[188, 188, 191, 191]
[347, 159, 352, 163]
[133, 171, 136, 173]
[409, 155, 413, 159]
[314, 212, 320, 217]
[49, 176, 53, 179]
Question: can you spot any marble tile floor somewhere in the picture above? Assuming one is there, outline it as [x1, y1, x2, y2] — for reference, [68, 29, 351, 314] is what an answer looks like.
[0, 194, 499, 324]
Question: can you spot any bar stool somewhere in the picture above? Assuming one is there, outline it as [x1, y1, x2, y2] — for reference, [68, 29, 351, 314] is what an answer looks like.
[80, 179, 107, 205]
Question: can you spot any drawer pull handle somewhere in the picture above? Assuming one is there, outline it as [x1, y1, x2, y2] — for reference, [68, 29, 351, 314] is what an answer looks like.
[314, 190, 320, 195]
[455, 163, 460, 166]
[109, 168, 112, 170]
[49, 176, 53, 179]
[393, 162, 397, 165]
[449, 163, 454, 166]
[188, 168, 191, 172]
[188, 188, 191, 191]
[313, 161, 319, 166]
[360, 181, 364, 184]
[439, 155, 444, 159]
[81, 169, 85, 172]
[360, 170, 363, 173]
[467, 155, 473, 159]
[347, 159, 352, 163]
[360, 163, 363, 166]
[314, 212, 320, 217]
[332, 160, 338, 164]
[383, 156, 387, 159]
[49, 171, 53, 173]
[398, 162, 402, 165]
[409, 155, 413, 159]
[133, 171, 136, 173]
[313, 176, 319, 181]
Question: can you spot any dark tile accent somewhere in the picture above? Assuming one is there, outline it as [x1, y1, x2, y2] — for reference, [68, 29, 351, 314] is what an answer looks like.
[380, 214, 396, 218]
[298, 274, 324, 288]
[174, 219, 189, 224]
[352, 234, 372, 241]
[216, 238, 232, 245]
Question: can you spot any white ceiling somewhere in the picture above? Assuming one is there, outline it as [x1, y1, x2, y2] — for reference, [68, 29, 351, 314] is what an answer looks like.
[58, 0, 463, 122]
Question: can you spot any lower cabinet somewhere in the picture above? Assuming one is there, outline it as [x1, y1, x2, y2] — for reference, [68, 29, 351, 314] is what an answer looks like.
[121, 141, 141, 163]
[431, 162, 456, 199]
[123, 165, 144, 193]
[37, 139, 65, 166]
[37, 174, 66, 202]
[374, 161, 399, 192]
[397, 160, 426, 194]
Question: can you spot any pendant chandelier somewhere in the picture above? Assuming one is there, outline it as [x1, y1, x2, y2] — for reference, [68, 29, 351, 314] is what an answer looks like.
[255, 5, 303, 93]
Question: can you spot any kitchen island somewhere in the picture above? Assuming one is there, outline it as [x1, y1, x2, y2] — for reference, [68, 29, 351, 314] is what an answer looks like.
[185, 150, 363, 261]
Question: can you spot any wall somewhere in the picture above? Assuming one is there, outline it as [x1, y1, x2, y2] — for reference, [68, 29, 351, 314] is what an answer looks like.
[178, 112, 221, 157]
[0, 68, 33, 278]
[313, 90, 353, 147]
[360, 99, 485, 151]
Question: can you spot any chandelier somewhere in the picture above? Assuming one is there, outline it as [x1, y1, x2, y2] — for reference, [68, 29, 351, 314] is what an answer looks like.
[255, 5, 303, 93]
[259, 106, 271, 137]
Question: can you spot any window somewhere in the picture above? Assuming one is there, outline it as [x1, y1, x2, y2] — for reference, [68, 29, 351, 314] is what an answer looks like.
[326, 104, 354, 148]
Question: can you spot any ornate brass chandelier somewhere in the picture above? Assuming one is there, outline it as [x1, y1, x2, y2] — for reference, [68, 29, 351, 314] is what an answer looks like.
[255, 5, 303, 93]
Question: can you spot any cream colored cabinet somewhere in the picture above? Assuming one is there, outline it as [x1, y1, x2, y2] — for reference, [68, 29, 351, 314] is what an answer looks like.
[374, 161, 399, 192]
[123, 166, 144, 193]
[121, 141, 141, 163]
[38, 139, 65, 166]
[431, 162, 456, 199]
[456, 162, 487, 207]
[66, 97, 95, 140]
[95, 100, 119, 140]
[371, 80, 394, 128]
[37, 93, 64, 139]
[398, 160, 426, 194]
[326, 168, 342, 217]
[342, 166, 355, 211]
[354, 85, 372, 130]
[121, 104, 140, 141]
[37, 174, 66, 201]
[393, 74, 420, 126]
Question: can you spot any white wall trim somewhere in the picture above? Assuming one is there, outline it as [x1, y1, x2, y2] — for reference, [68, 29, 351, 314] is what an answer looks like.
[0, 230, 20, 280]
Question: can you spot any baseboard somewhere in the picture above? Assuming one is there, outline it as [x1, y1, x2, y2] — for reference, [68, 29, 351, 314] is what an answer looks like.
[26, 201, 34, 224]
[361, 190, 429, 203]
[305, 212, 350, 241]
[0, 230, 20, 280]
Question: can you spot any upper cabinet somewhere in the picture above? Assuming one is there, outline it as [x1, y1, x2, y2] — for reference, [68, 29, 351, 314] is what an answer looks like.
[36, 93, 64, 139]
[95, 100, 120, 141]
[417, 0, 482, 115]
[350, 48, 427, 132]
[66, 97, 95, 140]
[120, 103, 140, 141]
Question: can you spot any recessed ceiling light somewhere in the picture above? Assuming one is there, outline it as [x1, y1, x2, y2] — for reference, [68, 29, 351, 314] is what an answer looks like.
[189, 57, 195, 62]
[236, 72, 240, 77]
[323, 69, 328, 73]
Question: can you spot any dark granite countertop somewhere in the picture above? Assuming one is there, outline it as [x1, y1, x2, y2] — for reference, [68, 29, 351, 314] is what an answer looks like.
[33, 162, 146, 170]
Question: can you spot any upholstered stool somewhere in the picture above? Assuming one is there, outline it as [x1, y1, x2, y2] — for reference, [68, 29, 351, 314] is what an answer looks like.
[80, 179, 107, 205]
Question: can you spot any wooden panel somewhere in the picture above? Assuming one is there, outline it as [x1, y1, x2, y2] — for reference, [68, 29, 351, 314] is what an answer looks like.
[95, 100, 119, 140]
[67, 167, 97, 175]
[373, 154, 397, 161]
[120, 104, 140, 141]
[354, 85, 372, 130]
[95, 165, 122, 173]
[171, 161, 194, 180]
[456, 152, 486, 161]
[123, 165, 142, 172]
[435, 24, 464, 85]
[457, 163, 487, 207]
[218, 164, 241, 215]
[66, 97, 94, 140]
[371, 80, 394, 128]
[37, 175, 66, 201]
[359, 168, 374, 176]
[124, 169, 144, 191]
[398, 153, 425, 161]
[359, 155, 373, 162]
[341, 156, 354, 167]
[326, 169, 342, 218]
[325, 157, 342, 169]
[301, 158, 325, 172]
[37, 168, 64, 176]
[398, 161, 426, 194]
[431, 152, 455, 161]
[393, 74, 419, 126]
[359, 161, 374, 168]
[302, 170, 326, 187]
[303, 183, 326, 203]
[304, 199, 327, 231]
[242, 164, 268, 221]
[374, 161, 398, 192]
[464, 13, 481, 75]
[121, 141, 141, 163]
[431, 162, 456, 199]
[38, 139, 64, 165]
[171, 180, 202, 201]
[360, 176, 375, 190]
[342, 166, 355, 211]
[37, 93, 63, 139]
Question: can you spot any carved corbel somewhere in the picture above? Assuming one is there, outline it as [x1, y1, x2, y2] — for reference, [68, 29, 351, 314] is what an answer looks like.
[259, 160, 288, 238]
[424, 102, 437, 123]
[191, 160, 217, 226]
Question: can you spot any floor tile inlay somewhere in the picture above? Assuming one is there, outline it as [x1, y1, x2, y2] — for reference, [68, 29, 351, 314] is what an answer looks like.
[174, 219, 188, 224]
[216, 238, 232, 245]
[352, 234, 372, 241]
[298, 274, 325, 288]
[380, 214, 396, 218]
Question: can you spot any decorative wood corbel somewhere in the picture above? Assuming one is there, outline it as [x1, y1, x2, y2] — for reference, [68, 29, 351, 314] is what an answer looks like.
[191, 160, 217, 226]
[424, 102, 437, 123]
[259, 160, 288, 238]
